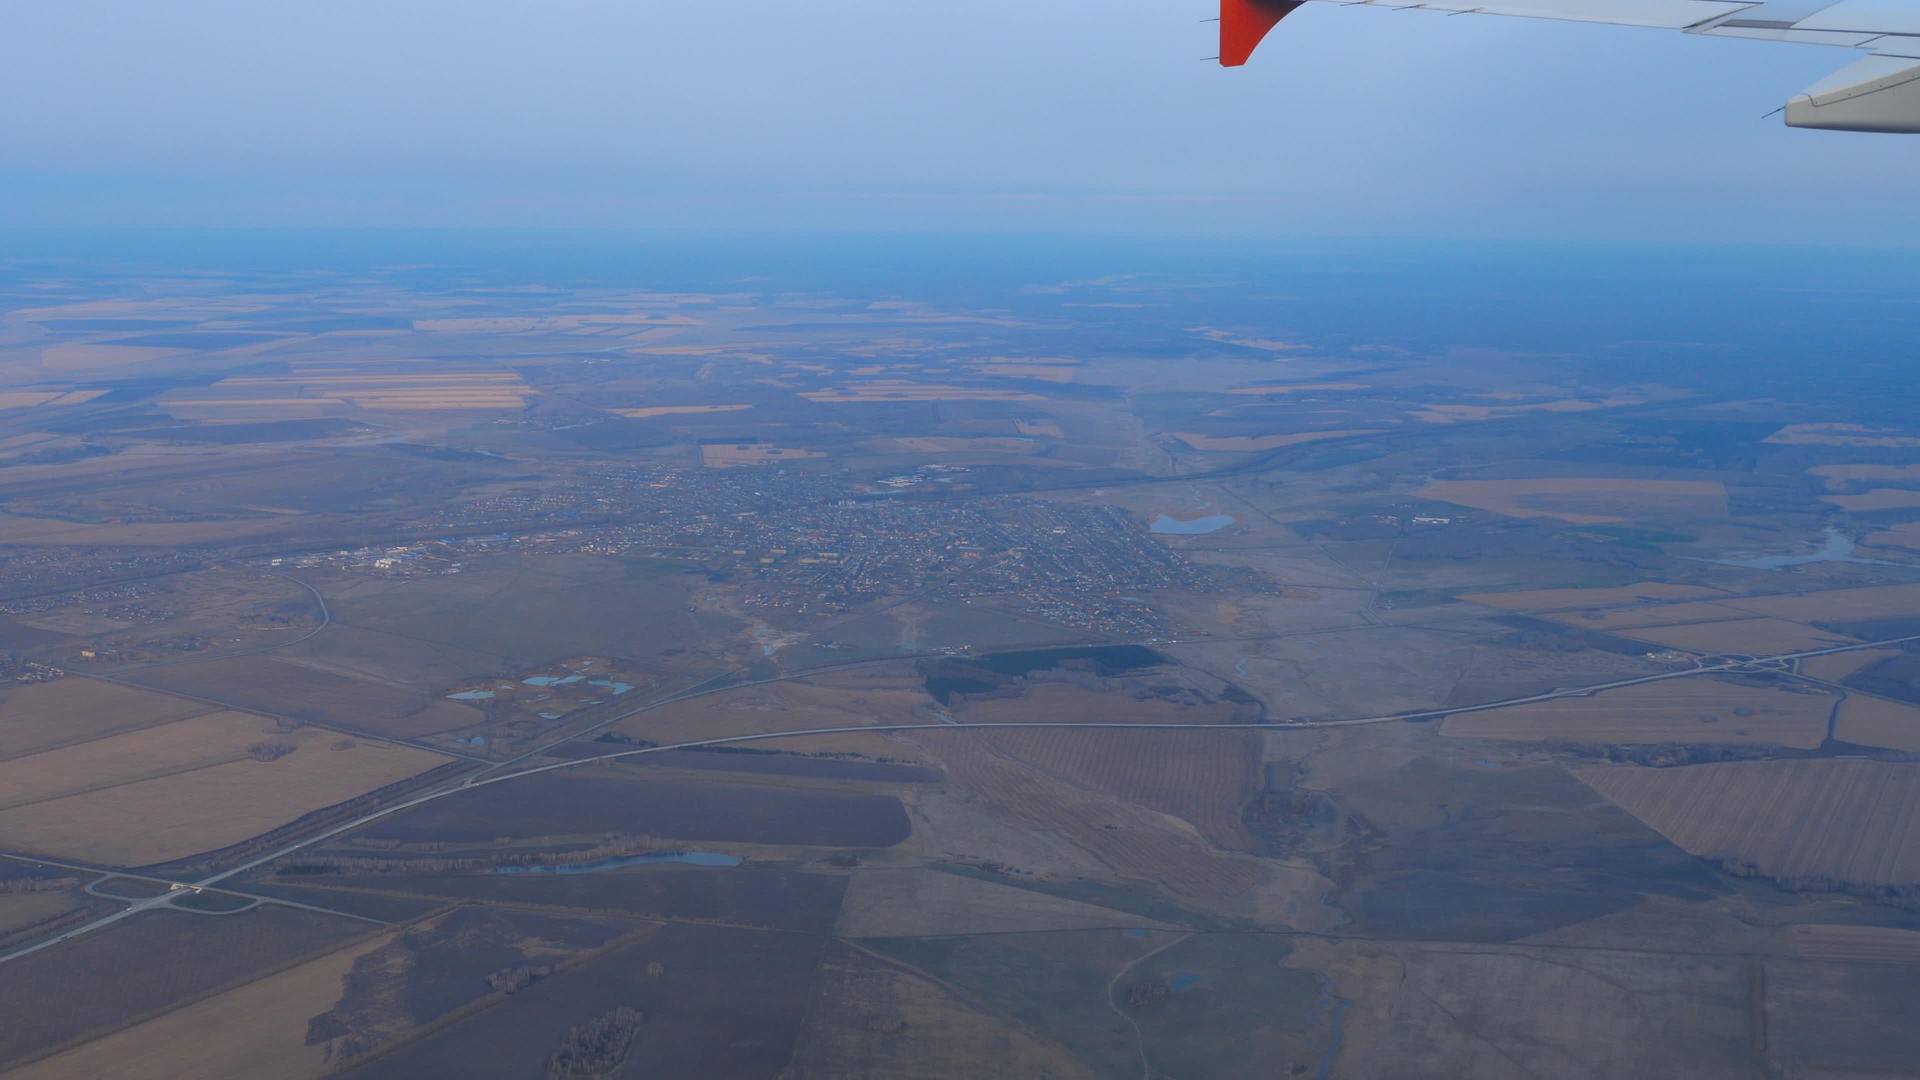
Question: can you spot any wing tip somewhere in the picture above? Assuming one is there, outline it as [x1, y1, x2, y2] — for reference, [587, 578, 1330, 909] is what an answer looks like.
[1221, 0, 1303, 66]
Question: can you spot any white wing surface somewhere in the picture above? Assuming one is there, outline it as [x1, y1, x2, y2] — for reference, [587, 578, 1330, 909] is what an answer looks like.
[1220, 0, 1920, 130]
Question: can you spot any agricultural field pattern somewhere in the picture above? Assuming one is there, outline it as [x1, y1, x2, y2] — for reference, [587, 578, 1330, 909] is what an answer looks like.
[1, 245, 1920, 1079]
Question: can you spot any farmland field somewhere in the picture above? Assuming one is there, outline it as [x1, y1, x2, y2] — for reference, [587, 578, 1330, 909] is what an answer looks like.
[1800, 648, 1899, 681]
[800, 383, 1044, 402]
[1576, 759, 1920, 884]
[1541, 600, 1756, 631]
[5, 932, 390, 1080]
[121, 657, 483, 738]
[1764, 959, 1920, 1073]
[860, 929, 1186, 1079]
[979, 727, 1261, 851]
[1822, 488, 1920, 512]
[1809, 463, 1920, 488]
[354, 771, 913, 849]
[1417, 477, 1727, 524]
[836, 867, 1173, 938]
[0, 710, 298, 809]
[613, 668, 932, 755]
[0, 679, 212, 759]
[867, 436, 1039, 454]
[293, 866, 848, 932]
[700, 443, 827, 467]
[1461, 582, 1730, 610]
[1730, 582, 1920, 623]
[908, 729, 1269, 900]
[0, 906, 366, 1072]
[1766, 423, 1920, 447]
[1287, 936, 1757, 1079]
[1170, 429, 1378, 451]
[1441, 679, 1835, 747]
[332, 923, 824, 1080]
[1615, 617, 1857, 655]
[954, 680, 1242, 727]
[1784, 924, 1920, 963]
[1834, 693, 1920, 750]
[0, 713, 449, 864]
[615, 403, 750, 417]
[789, 941, 1098, 1080]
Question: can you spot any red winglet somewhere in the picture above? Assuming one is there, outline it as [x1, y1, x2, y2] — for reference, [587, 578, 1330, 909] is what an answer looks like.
[1221, 0, 1303, 66]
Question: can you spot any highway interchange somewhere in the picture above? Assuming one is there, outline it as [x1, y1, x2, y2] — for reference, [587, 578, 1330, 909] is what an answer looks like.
[5, 626, 1917, 966]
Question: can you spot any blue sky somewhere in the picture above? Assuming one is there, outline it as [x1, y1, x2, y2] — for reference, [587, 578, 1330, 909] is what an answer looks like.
[4, 0, 1917, 243]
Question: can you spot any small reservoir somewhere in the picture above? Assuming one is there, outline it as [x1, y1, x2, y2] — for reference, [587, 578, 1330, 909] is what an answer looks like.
[1150, 513, 1235, 535]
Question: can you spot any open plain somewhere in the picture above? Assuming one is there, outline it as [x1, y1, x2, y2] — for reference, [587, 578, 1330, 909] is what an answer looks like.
[1, 250, 1918, 1079]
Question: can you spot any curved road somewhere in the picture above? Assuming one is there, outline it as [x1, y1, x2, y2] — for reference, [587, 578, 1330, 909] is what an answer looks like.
[7, 630, 1919, 965]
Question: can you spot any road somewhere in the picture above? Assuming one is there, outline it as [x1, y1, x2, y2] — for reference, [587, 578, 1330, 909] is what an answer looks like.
[6, 630, 1918, 966]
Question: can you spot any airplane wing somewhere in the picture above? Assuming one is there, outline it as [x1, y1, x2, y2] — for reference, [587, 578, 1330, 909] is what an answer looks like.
[1220, 0, 1920, 131]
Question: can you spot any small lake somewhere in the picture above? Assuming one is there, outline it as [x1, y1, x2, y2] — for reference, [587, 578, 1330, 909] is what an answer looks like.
[445, 690, 495, 701]
[1703, 527, 1904, 570]
[1150, 513, 1235, 535]
[489, 851, 742, 876]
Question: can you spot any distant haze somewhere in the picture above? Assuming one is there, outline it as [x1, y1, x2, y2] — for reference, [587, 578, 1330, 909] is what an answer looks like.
[4, 0, 1919, 242]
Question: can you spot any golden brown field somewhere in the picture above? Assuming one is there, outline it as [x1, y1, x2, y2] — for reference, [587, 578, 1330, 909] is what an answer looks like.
[1441, 679, 1833, 748]
[412, 314, 700, 332]
[799, 382, 1044, 403]
[1731, 583, 1920, 623]
[1576, 759, 1920, 884]
[969, 364, 1077, 381]
[1823, 489, 1920, 512]
[0, 710, 290, 810]
[699, 444, 827, 468]
[865, 437, 1037, 454]
[1227, 382, 1368, 395]
[0, 680, 213, 759]
[0, 514, 300, 546]
[0, 390, 109, 410]
[1541, 600, 1754, 631]
[979, 728, 1261, 851]
[1014, 419, 1064, 437]
[1801, 648, 1899, 681]
[1863, 522, 1920, 550]
[1784, 924, 1920, 963]
[0, 716, 449, 864]
[1767, 423, 1920, 448]
[1809, 464, 1920, 489]
[1461, 581, 1730, 610]
[1408, 397, 1640, 424]
[164, 398, 348, 408]
[1834, 694, 1920, 751]
[1417, 477, 1726, 524]
[614, 404, 750, 418]
[1616, 618, 1857, 656]
[6, 932, 390, 1080]
[168, 369, 535, 412]
[39, 345, 184, 371]
[1171, 429, 1381, 452]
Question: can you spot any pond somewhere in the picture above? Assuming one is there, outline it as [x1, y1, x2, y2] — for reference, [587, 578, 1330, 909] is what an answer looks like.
[1150, 513, 1235, 535]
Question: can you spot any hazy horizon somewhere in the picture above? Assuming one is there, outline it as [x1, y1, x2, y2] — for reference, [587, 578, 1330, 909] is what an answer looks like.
[7, 0, 1920, 244]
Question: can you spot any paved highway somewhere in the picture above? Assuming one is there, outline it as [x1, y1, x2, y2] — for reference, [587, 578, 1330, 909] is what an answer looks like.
[6, 630, 1917, 966]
